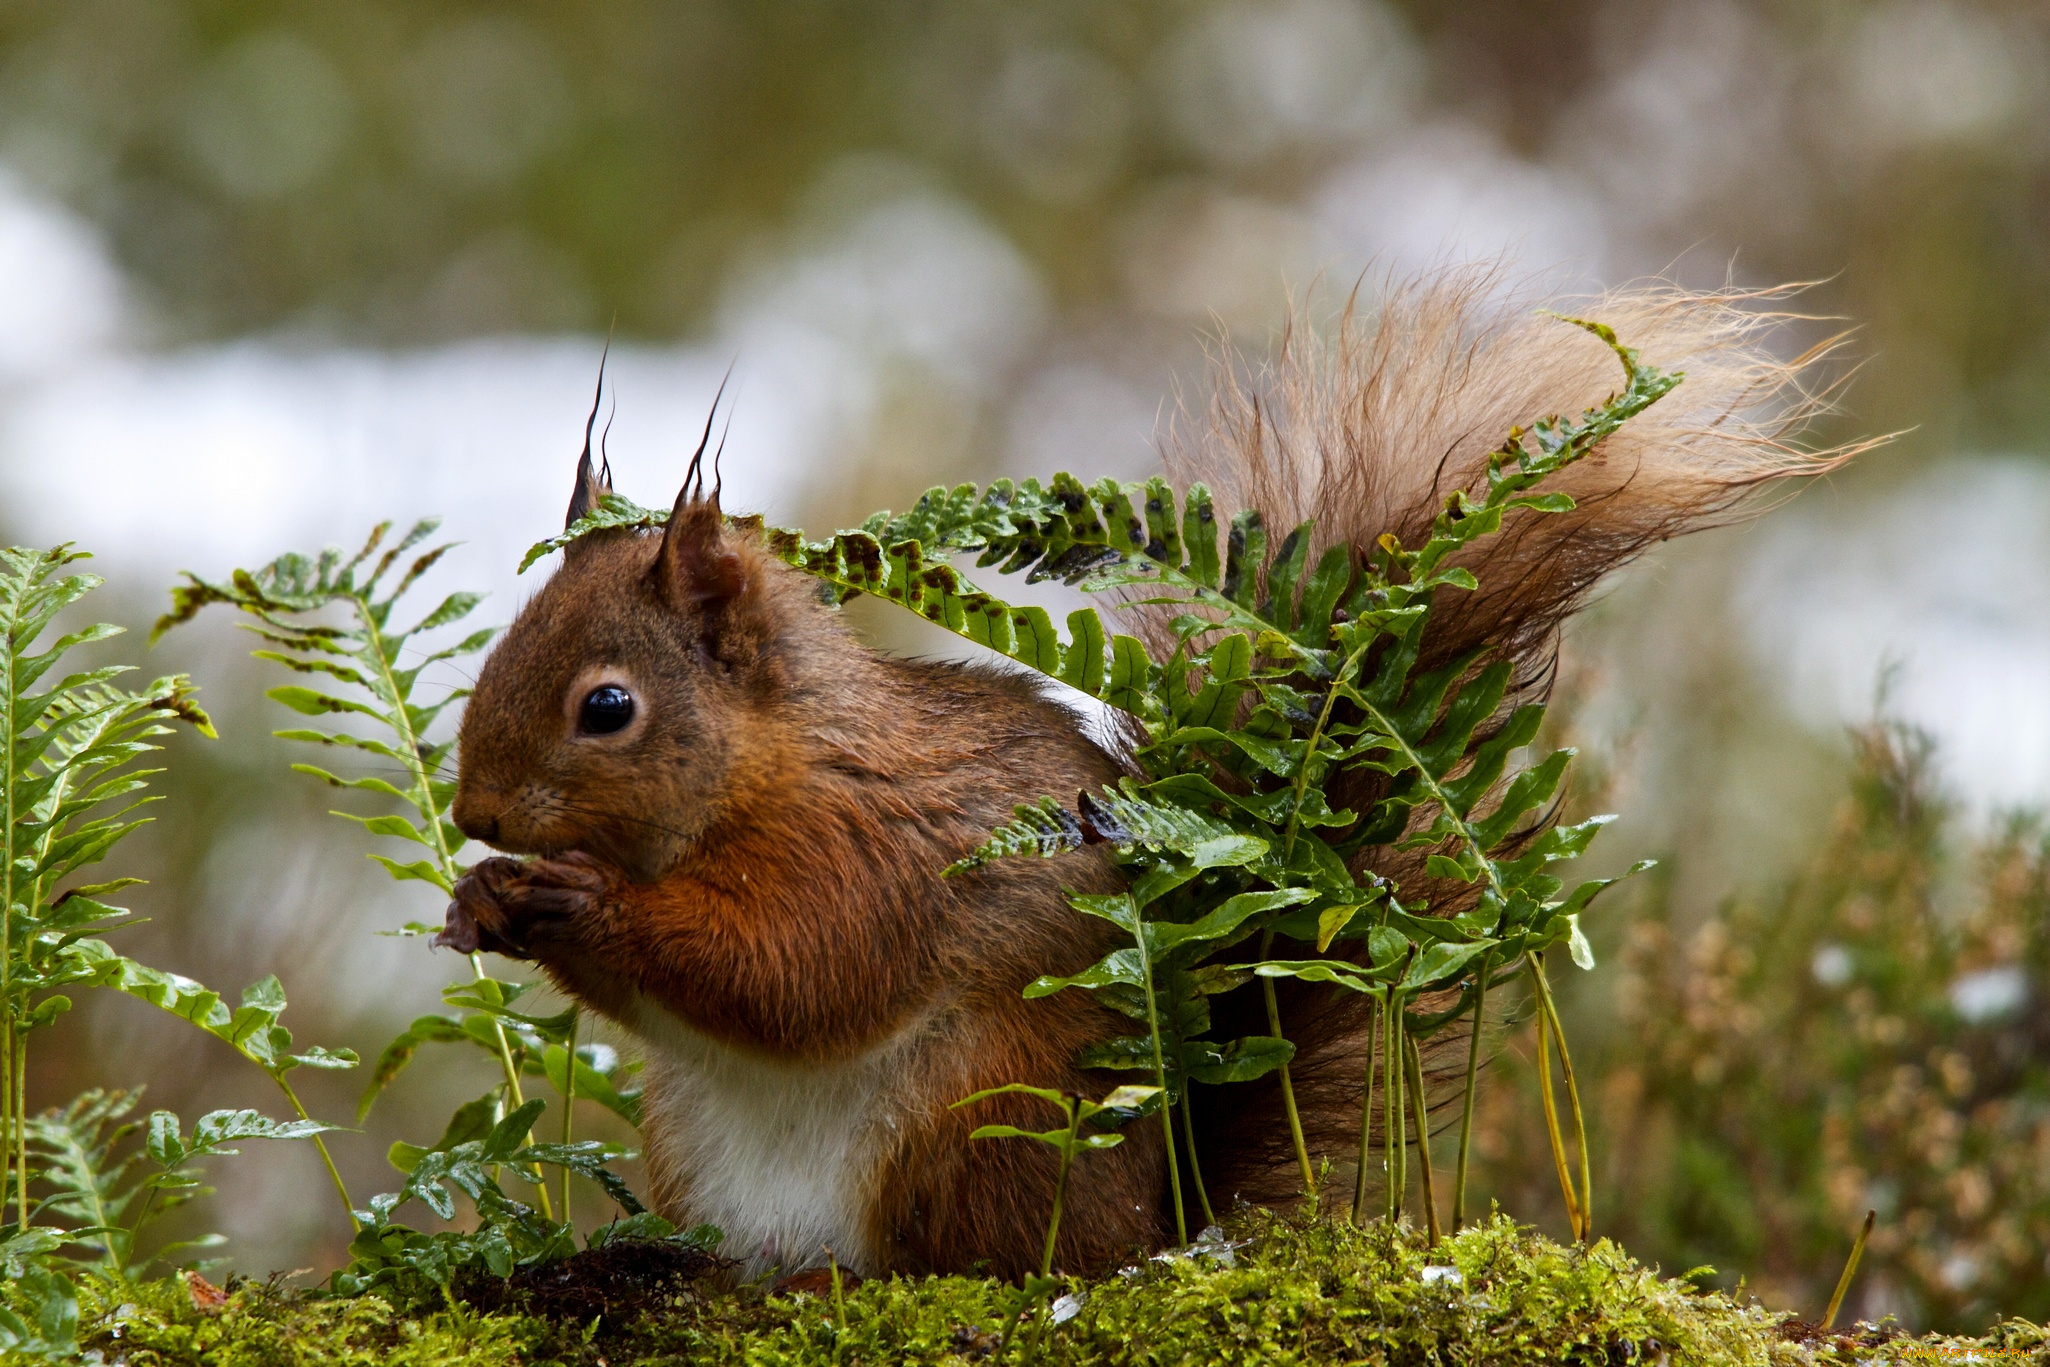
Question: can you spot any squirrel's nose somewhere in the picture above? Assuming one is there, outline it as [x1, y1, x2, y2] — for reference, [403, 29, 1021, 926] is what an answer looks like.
[456, 812, 499, 844]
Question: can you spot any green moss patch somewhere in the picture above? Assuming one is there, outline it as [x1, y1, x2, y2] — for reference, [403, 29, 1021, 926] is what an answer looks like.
[61, 1215, 2048, 1366]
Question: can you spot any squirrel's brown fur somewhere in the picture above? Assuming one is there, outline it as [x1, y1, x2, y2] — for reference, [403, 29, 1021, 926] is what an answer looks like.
[442, 270, 1860, 1278]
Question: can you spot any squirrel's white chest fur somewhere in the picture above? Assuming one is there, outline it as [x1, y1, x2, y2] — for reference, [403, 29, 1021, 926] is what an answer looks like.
[629, 1001, 914, 1277]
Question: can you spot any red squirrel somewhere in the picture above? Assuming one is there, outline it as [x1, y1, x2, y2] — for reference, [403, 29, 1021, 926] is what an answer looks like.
[439, 272, 1852, 1279]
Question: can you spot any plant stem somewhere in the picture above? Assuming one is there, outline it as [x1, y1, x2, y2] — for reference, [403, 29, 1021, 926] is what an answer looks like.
[1023, 1293, 1057, 1365]
[274, 1073, 355, 1221]
[827, 1248, 847, 1364]
[2, 1023, 13, 1238]
[560, 1010, 578, 1229]
[1357, 702, 1511, 910]
[1821, 1210, 1877, 1330]
[468, 958, 527, 1114]
[466, 951, 553, 1221]
[1352, 996, 1380, 1224]
[122, 1184, 161, 1279]
[359, 590, 548, 1205]
[1530, 959, 1591, 1241]
[1, 1021, 13, 1234]
[1181, 1092, 1215, 1228]
[1405, 1032, 1440, 1248]
[1528, 959, 1583, 1240]
[1258, 930, 1316, 1198]
[1451, 953, 1493, 1231]
[1385, 982, 1405, 1223]
[1, 568, 18, 1238]
[12, 1029, 26, 1235]
[1267, 636, 1375, 1199]
[13, 718, 90, 1241]
[1042, 1099, 1080, 1278]
[993, 1290, 1034, 1363]
[1355, 697, 1529, 1230]
[1135, 923, 1186, 1245]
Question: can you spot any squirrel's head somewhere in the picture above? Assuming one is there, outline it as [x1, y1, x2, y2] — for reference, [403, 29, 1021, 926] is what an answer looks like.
[453, 448, 831, 883]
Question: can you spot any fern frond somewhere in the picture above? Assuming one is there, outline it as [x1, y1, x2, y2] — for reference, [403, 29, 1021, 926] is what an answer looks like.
[1, 544, 345, 1259]
[155, 520, 491, 898]
[153, 527, 558, 1164]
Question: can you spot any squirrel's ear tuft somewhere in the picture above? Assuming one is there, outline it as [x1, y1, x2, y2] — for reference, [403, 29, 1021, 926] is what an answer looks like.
[655, 492, 747, 612]
[564, 342, 615, 533]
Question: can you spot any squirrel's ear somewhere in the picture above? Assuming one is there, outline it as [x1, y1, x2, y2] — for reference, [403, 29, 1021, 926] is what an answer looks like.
[564, 445, 612, 531]
[654, 493, 747, 612]
[654, 373, 743, 612]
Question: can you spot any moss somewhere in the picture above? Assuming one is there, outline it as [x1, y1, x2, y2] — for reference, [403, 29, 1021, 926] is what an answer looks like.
[68, 1279, 545, 1367]
[44, 1215, 2050, 1366]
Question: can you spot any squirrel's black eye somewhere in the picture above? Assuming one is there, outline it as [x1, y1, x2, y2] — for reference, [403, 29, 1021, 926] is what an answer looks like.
[578, 685, 635, 735]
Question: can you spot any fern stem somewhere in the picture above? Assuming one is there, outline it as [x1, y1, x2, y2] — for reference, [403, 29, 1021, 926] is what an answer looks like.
[1, 1024, 10, 1231]
[1527, 958, 1583, 1240]
[1405, 1032, 1440, 1248]
[1822, 1209, 1877, 1330]
[1451, 953, 1493, 1231]
[275, 1074, 355, 1223]
[467, 951, 553, 1221]
[6, 1024, 21, 1234]
[1351, 996, 1380, 1224]
[2, 565, 20, 1235]
[1265, 636, 1376, 1199]
[560, 1009, 578, 1229]
[11, 705, 91, 1241]
[2, 1030, 12, 1238]
[79, 1129, 128, 1275]
[477, 1002, 518, 1115]
[356, 593, 549, 1208]
[1258, 931, 1316, 1197]
[1359, 700, 1565, 1237]
[13, 1033, 27, 1237]
[123, 1182, 164, 1280]
[1384, 980, 1404, 1224]
[1135, 924, 1186, 1245]
[8, 708, 94, 1241]
[1357, 700, 1510, 907]
[1042, 1097, 1081, 1278]
[1181, 1091, 1215, 1228]
[1530, 957, 1591, 1241]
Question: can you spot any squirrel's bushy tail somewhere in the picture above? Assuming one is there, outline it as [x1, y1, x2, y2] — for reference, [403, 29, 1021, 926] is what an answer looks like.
[1161, 266, 1859, 680]
[1146, 266, 1869, 1210]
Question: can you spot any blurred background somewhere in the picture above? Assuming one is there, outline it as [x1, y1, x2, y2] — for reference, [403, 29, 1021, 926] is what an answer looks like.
[0, 0, 2044, 1333]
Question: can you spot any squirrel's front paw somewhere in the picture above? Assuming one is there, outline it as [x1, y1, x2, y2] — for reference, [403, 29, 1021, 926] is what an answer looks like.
[438, 852, 613, 959]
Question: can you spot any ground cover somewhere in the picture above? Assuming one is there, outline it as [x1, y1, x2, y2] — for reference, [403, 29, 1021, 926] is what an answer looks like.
[58, 1212, 2048, 1366]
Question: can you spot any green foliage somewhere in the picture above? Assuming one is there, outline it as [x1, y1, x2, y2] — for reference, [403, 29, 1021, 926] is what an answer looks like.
[86, 967, 359, 1091]
[154, 518, 487, 898]
[358, 980, 642, 1132]
[0, 1227, 77, 1360]
[541, 313, 1670, 1233]
[336, 1096, 659, 1302]
[335, 1092, 720, 1307]
[159, 520, 654, 1294]
[3, 544, 217, 1133]
[954, 1082, 1162, 1287]
[1487, 717, 2050, 1334]
[157, 522, 538, 1127]
[0, 543, 349, 1359]
[25, 1090, 338, 1280]
[61, 1210, 2050, 1366]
